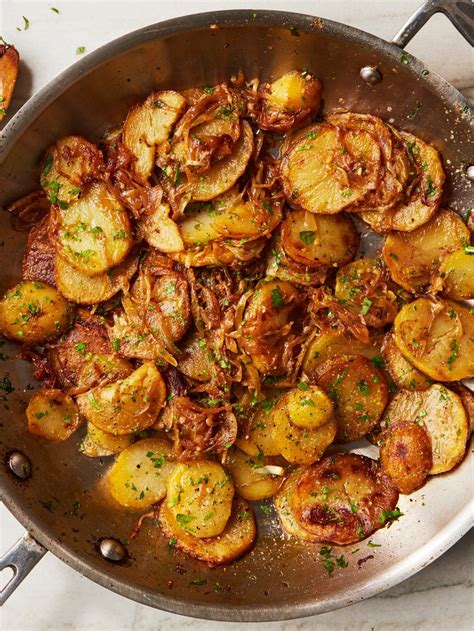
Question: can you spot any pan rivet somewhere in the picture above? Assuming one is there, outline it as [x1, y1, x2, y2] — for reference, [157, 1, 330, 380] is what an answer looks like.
[99, 538, 127, 562]
[7, 451, 31, 479]
[466, 165, 474, 181]
[360, 66, 382, 85]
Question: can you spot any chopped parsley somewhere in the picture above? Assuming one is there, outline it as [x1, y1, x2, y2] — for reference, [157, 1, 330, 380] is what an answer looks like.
[299, 230, 316, 244]
[378, 507, 403, 524]
[76, 46, 86, 55]
[271, 286, 284, 308]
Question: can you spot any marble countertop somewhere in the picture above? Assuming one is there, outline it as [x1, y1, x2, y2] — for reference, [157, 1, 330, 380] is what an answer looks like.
[1, 1, 473, 629]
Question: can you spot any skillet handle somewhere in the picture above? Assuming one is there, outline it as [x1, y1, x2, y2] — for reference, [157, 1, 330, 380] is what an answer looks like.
[0, 533, 47, 606]
[392, 0, 474, 47]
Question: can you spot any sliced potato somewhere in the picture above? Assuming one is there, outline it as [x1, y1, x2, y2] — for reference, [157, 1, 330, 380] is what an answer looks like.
[317, 355, 388, 443]
[27, 388, 81, 440]
[439, 248, 474, 300]
[274, 469, 320, 541]
[123, 90, 186, 182]
[212, 195, 281, 240]
[225, 449, 283, 501]
[235, 391, 281, 457]
[283, 385, 334, 430]
[241, 280, 306, 375]
[56, 182, 133, 276]
[335, 258, 399, 327]
[168, 236, 266, 268]
[451, 384, 474, 434]
[166, 460, 234, 538]
[178, 204, 222, 247]
[381, 333, 432, 391]
[360, 131, 445, 232]
[281, 123, 381, 214]
[266, 234, 328, 287]
[55, 250, 138, 305]
[108, 437, 175, 508]
[0, 44, 19, 122]
[191, 120, 254, 201]
[267, 71, 321, 113]
[178, 332, 214, 382]
[393, 297, 474, 381]
[281, 210, 358, 268]
[138, 200, 184, 253]
[159, 497, 256, 566]
[0, 281, 71, 345]
[76, 362, 166, 434]
[380, 422, 432, 494]
[41, 136, 104, 205]
[22, 215, 56, 287]
[291, 453, 399, 545]
[81, 422, 134, 457]
[382, 209, 470, 293]
[379, 385, 468, 474]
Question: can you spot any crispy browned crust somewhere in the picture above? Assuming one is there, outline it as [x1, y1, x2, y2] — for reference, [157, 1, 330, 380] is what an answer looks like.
[22, 215, 56, 286]
[0, 44, 19, 121]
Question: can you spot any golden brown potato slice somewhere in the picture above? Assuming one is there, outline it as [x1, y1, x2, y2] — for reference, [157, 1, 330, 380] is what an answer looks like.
[270, 387, 337, 464]
[281, 210, 359, 268]
[302, 331, 383, 379]
[123, 90, 186, 182]
[108, 437, 175, 508]
[55, 250, 138, 305]
[236, 391, 282, 457]
[241, 280, 306, 375]
[439, 248, 474, 300]
[178, 332, 214, 382]
[381, 333, 432, 391]
[360, 131, 445, 232]
[168, 236, 266, 268]
[380, 422, 432, 494]
[335, 258, 400, 327]
[382, 209, 470, 293]
[22, 215, 56, 287]
[266, 233, 328, 287]
[291, 453, 399, 545]
[379, 385, 468, 474]
[0, 281, 71, 345]
[225, 448, 283, 501]
[27, 389, 82, 440]
[451, 384, 474, 434]
[317, 355, 388, 443]
[274, 469, 320, 541]
[191, 120, 253, 201]
[166, 460, 234, 538]
[159, 497, 256, 566]
[212, 194, 281, 241]
[267, 71, 321, 113]
[41, 136, 104, 206]
[0, 44, 19, 121]
[280, 123, 381, 214]
[76, 362, 166, 434]
[137, 200, 184, 253]
[178, 204, 222, 247]
[393, 297, 474, 381]
[56, 182, 133, 276]
[80, 422, 134, 457]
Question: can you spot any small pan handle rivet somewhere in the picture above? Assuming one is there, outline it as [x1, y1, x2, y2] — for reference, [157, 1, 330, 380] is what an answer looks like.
[360, 66, 382, 85]
[99, 538, 127, 562]
[7, 451, 31, 479]
[466, 165, 474, 181]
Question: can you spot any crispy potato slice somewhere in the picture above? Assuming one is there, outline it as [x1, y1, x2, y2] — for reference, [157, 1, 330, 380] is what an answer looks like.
[166, 460, 234, 538]
[123, 90, 186, 182]
[382, 209, 470, 293]
[270, 389, 337, 464]
[439, 249, 474, 300]
[225, 449, 283, 501]
[137, 200, 184, 253]
[0, 281, 71, 345]
[318, 355, 388, 443]
[393, 297, 474, 381]
[212, 195, 281, 240]
[274, 469, 320, 541]
[41, 136, 104, 206]
[379, 385, 468, 474]
[241, 280, 306, 375]
[281, 210, 358, 268]
[55, 250, 138, 305]
[0, 44, 19, 121]
[380, 422, 432, 494]
[178, 204, 222, 247]
[108, 438, 175, 508]
[302, 331, 383, 379]
[191, 120, 254, 201]
[451, 384, 474, 434]
[335, 258, 400, 327]
[281, 124, 381, 214]
[76, 362, 166, 434]
[27, 388, 82, 440]
[80, 422, 134, 457]
[236, 391, 281, 457]
[178, 332, 214, 382]
[291, 453, 399, 545]
[267, 71, 321, 113]
[22, 215, 56, 287]
[56, 182, 133, 276]
[266, 233, 328, 286]
[159, 497, 256, 566]
[168, 236, 266, 268]
[381, 333, 432, 391]
[360, 131, 445, 232]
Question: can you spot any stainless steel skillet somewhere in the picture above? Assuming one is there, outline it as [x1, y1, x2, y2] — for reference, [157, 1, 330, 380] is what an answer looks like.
[0, 0, 473, 621]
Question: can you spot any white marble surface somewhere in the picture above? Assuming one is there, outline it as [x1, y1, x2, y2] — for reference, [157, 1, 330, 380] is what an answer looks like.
[0, 1, 473, 629]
